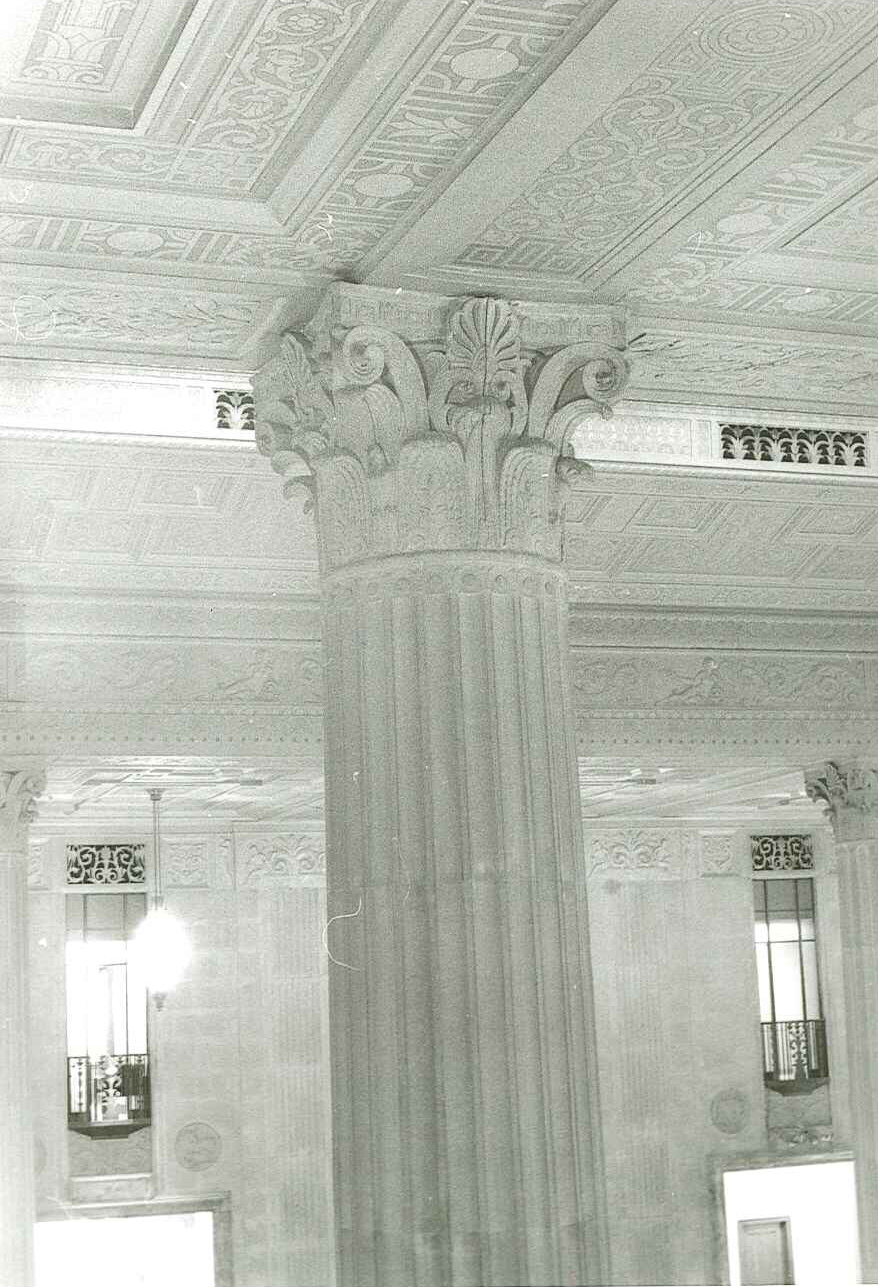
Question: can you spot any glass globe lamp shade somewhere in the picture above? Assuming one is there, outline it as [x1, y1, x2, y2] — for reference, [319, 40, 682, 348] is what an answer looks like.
[131, 905, 191, 1003]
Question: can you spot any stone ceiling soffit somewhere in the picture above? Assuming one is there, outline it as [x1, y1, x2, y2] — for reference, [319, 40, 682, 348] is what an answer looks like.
[0, 267, 320, 367]
[623, 315, 878, 415]
[582, 53, 878, 294]
[0, 177, 283, 233]
[269, 0, 620, 260]
[364, 0, 706, 286]
[0, 0, 203, 131]
[265, 0, 465, 215]
[443, 2, 878, 288]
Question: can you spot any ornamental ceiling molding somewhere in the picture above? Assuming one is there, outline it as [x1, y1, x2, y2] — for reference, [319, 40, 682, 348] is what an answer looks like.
[0, 709, 324, 759]
[0, 275, 290, 361]
[621, 102, 878, 322]
[577, 710, 878, 761]
[623, 324, 878, 416]
[455, 0, 878, 279]
[282, 0, 607, 267]
[0, 211, 334, 279]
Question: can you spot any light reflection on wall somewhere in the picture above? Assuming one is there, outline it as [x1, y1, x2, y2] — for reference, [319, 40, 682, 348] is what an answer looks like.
[724, 1160, 857, 1286]
[35, 1212, 214, 1287]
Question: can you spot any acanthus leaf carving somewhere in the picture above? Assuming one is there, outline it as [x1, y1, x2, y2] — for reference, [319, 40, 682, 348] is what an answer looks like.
[806, 760, 878, 828]
[0, 769, 45, 853]
[255, 290, 629, 568]
[588, 829, 676, 879]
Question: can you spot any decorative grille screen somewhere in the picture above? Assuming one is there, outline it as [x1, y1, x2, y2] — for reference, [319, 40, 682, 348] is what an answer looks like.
[215, 389, 255, 432]
[66, 844, 146, 885]
[721, 423, 866, 467]
[750, 834, 814, 873]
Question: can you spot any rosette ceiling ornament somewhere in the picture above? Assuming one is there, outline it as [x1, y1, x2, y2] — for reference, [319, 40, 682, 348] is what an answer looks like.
[254, 290, 630, 571]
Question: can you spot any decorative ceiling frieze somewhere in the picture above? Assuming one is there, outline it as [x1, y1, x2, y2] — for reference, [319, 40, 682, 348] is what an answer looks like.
[0, 0, 874, 410]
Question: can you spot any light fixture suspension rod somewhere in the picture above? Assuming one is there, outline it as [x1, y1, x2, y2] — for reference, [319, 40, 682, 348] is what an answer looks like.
[148, 788, 164, 907]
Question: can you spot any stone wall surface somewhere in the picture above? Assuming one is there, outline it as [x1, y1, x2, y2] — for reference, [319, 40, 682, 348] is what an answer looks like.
[28, 828, 333, 1287]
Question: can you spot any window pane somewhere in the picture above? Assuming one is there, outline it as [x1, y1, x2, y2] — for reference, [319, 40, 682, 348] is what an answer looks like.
[766, 879, 797, 912]
[65, 942, 88, 1055]
[755, 944, 773, 1021]
[798, 914, 815, 942]
[85, 896, 124, 940]
[802, 941, 822, 1019]
[770, 942, 805, 1020]
[769, 916, 799, 943]
[755, 911, 769, 944]
[797, 879, 814, 911]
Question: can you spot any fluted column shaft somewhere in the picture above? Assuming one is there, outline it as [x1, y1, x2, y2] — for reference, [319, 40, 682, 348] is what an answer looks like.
[255, 285, 630, 1287]
[807, 761, 878, 1283]
[0, 769, 44, 1287]
[323, 552, 606, 1286]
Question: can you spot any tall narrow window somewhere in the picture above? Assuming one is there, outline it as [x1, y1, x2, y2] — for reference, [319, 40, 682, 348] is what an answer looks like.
[66, 892, 150, 1136]
[754, 877, 828, 1089]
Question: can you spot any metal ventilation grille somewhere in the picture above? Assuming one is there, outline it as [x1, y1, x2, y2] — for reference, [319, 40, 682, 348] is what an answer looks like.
[215, 389, 255, 432]
[721, 422, 866, 467]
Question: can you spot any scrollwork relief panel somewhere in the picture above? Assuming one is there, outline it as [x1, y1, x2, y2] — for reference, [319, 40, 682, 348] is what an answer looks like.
[572, 650, 868, 710]
[236, 834, 325, 887]
[587, 829, 681, 880]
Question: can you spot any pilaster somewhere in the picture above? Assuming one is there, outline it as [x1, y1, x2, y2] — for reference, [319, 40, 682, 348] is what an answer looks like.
[806, 759, 878, 1282]
[0, 767, 45, 1287]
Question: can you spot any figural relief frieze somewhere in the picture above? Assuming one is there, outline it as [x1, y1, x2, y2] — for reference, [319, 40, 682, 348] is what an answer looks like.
[254, 289, 629, 571]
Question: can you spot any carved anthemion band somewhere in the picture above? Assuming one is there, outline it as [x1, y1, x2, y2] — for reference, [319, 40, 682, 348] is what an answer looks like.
[254, 294, 629, 570]
[721, 422, 866, 467]
[215, 389, 255, 433]
[0, 769, 45, 851]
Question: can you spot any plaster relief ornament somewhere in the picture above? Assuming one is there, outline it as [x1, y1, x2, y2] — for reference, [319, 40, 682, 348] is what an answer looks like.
[710, 1088, 750, 1136]
[175, 1122, 222, 1172]
[806, 761, 878, 816]
[0, 769, 45, 852]
[254, 287, 629, 572]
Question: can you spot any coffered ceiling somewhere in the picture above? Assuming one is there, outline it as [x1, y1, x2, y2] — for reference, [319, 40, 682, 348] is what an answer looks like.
[0, 0, 875, 416]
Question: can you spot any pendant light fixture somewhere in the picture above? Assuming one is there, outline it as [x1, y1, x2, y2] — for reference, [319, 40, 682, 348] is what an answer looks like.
[131, 788, 191, 1009]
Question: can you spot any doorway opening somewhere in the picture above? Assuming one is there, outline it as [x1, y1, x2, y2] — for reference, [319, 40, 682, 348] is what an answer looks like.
[722, 1158, 857, 1285]
[35, 1209, 215, 1287]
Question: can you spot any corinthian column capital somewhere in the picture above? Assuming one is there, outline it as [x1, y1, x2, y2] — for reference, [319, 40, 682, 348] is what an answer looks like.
[0, 769, 46, 854]
[254, 285, 628, 572]
[805, 759, 878, 843]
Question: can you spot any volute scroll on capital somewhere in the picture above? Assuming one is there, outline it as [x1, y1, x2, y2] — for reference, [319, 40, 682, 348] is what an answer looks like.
[254, 289, 629, 572]
[0, 768, 46, 853]
[805, 761, 878, 843]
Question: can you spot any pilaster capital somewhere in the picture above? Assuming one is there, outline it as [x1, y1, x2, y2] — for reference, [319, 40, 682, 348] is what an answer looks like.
[0, 768, 46, 854]
[254, 284, 629, 572]
[805, 760, 878, 843]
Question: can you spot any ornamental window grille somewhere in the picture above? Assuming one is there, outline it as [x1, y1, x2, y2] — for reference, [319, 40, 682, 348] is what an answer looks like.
[215, 389, 254, 433]
[720, 422, 866, 468]
[753, 877, 828, 1087]
[751, 834, 814, 873]
[67, 844, 145, 885]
